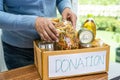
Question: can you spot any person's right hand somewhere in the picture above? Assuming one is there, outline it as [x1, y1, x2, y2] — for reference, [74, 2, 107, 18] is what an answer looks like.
[35, 17, 59, 42]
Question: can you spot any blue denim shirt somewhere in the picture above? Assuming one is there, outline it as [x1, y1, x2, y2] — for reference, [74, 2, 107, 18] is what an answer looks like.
[0, 0, 72, 48]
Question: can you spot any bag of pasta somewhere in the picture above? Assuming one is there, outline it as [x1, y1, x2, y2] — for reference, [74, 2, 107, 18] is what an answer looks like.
[54, 20, 79, 50]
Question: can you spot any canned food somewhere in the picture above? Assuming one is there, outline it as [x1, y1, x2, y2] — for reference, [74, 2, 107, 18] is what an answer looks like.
[38, 41, 54, 51]
[78, 28, 94, 47]
[45, 42, 54, 51]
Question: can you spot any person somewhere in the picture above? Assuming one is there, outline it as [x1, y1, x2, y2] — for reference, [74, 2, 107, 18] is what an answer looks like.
[0, 0, 77, 70]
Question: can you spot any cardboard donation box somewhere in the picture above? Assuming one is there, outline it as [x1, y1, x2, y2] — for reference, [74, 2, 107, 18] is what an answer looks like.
[34, 41, 110, 80]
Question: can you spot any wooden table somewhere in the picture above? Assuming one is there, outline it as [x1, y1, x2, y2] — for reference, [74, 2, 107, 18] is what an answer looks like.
[0, 64, 108, 80]
[0, 65, 40, 80]
[0, 62, 120, 80]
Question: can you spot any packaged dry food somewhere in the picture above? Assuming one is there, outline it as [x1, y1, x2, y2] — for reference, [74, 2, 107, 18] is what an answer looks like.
[38, 19, 79, 50]
[54, 20, 79, 50]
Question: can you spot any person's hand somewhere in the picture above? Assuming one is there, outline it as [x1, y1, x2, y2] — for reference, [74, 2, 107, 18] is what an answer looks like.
[35, 17, 59, 42]
[62, 8, 77, 28]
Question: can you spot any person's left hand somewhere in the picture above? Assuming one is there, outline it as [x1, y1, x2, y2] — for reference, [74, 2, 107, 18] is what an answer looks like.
[62, 8, 77, 28]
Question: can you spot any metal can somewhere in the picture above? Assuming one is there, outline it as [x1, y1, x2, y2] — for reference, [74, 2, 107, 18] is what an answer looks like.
[38, 41, 46, 49]
[38, 41, 54, 51]
[45, 42, 54, 51]
[78, 28, 94, 47]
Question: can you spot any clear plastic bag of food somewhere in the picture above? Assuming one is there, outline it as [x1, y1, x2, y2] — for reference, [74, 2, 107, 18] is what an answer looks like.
[54, 20, 80, 50]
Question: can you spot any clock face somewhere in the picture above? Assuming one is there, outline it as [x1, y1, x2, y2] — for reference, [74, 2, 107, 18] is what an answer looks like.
[79, 30, 94, 44]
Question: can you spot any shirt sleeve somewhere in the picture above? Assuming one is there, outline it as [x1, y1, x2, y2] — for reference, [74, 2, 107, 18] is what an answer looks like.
[56, 0, 72, 14]
[0, 0, 38, 30]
